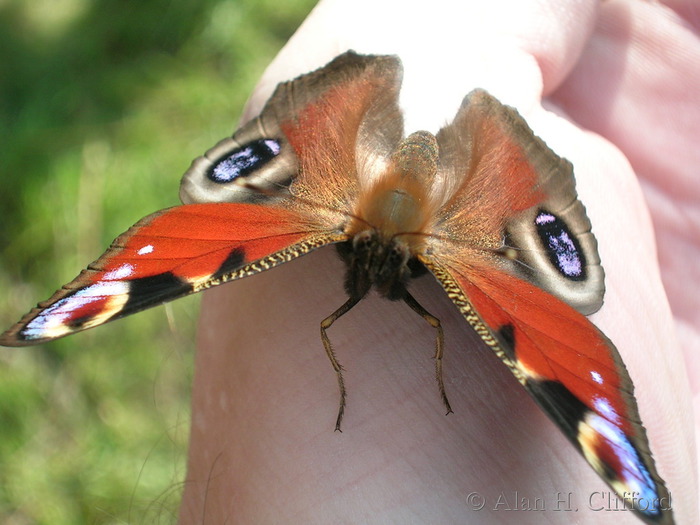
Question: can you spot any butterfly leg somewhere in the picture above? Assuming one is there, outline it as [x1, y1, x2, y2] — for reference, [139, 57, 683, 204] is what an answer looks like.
[402, 292, 453, 415]
[320, 295, 362, 431]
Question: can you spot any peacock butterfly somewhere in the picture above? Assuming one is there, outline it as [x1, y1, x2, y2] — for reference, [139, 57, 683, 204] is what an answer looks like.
[0, 52, 673, 524]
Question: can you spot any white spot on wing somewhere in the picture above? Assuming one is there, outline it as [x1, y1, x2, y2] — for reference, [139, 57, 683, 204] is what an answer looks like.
[590, 370, 603, 384]
[592, 396, 619, 424]
[104, 263, 135, 280]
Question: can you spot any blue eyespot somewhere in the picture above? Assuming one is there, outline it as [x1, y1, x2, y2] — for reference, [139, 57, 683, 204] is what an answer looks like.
[208, 138, 281, 183]
[535, 211, 586, 281]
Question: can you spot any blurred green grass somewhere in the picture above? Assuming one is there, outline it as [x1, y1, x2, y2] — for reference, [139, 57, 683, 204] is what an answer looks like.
[0, 0, 316, 523]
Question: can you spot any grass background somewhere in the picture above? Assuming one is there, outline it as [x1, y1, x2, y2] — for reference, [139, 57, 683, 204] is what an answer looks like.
[0, 0, 316, 523]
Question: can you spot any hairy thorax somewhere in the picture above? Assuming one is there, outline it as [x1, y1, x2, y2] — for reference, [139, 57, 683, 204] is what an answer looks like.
[340, 131, 439, 300]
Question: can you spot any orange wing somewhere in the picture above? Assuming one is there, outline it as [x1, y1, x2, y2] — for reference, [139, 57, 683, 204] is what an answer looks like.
[1, 203, 344, 346]
[420, 88, 673, 524]
[422, 255, 672, 525]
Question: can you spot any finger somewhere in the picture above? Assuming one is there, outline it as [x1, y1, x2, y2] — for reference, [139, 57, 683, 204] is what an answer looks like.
[551, 0, 700, 341]
[549, 1, 699, 521]
[247, 0, 602, 123]
[183, 1, 682, 523]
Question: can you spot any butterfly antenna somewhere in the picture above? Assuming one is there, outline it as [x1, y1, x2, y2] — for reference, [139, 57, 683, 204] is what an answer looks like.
[393, 230, 502, 253]
[400, 232, 538, 273]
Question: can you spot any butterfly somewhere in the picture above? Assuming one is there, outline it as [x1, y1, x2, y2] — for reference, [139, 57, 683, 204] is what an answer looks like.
[1, 52, 673, 524]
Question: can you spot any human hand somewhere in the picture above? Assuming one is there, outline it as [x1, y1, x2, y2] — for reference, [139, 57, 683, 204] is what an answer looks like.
[180, 1, 698, 523]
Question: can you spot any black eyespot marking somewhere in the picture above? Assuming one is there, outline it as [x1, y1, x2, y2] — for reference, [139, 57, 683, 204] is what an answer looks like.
[535, 210, 586, 281]
[208, 138, 281, 183]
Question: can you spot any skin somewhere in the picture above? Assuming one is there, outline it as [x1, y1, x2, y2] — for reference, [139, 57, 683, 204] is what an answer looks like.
[179, 1, 699, 523]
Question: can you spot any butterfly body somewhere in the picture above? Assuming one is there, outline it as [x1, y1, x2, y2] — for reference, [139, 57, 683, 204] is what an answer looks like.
[1, 52, 674, 524]
[335, 131, 436, 301]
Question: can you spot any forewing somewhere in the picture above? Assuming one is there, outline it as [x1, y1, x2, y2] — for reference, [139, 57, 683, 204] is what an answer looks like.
[1, 203, 345, 346]
[422, 257, 672, 524]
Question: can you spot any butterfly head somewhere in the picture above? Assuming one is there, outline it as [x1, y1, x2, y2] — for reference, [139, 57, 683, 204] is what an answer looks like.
[336, 228, 427, 302]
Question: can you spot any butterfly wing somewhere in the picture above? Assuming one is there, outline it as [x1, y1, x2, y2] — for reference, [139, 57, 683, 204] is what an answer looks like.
[434, 89, 605, 315]
[423, 90, 672, 523]
[180, 51, 404, 206]
[423, 258, 672, 523]
[0, 203, 345, 346]
[2, 52, 408, 347]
